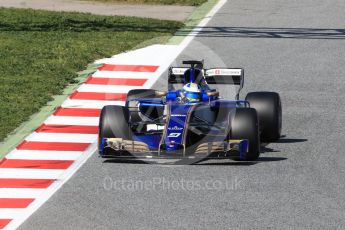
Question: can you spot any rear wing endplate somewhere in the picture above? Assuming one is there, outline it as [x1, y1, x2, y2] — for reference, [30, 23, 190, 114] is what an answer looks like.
[168, 67, 244, 87]
[168, 67, 244, 99]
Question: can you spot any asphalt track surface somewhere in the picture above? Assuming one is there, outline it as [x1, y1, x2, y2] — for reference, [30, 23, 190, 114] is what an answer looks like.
[20, 0, 345, 229]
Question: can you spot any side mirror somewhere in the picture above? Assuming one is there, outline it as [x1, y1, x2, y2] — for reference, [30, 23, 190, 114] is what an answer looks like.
[207, 91, 219, 97]
[155, 91, 167, 97]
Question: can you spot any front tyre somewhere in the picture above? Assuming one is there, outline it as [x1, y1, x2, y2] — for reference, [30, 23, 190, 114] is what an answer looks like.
[230, 108, 260, 161]
[98, 105, 131, 156]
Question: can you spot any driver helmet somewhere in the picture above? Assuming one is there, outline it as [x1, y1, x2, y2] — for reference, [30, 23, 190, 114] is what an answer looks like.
[180, 83, 201, 102]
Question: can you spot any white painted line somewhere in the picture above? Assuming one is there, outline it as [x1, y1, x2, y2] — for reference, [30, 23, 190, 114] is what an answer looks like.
[44, 116, 99, 126]
[61, 99, 125, 109]
[0, 209, 28, 219]
[6, 150, 83, 161]
[0, 189, 45, 199]
[0, 169, 64, 179]
[179, 0, 227, 49]
[25, 132, 97, 143]
[77, 84, 142, 93]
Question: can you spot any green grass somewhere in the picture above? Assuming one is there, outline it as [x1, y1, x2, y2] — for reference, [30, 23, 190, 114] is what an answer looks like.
[0, 8, 183, 142]
[84, 0, 206, 6]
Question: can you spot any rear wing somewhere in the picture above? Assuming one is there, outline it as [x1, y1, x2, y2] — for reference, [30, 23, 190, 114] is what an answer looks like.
[169, 66, 243, 86]
[169, 67, 243, 84]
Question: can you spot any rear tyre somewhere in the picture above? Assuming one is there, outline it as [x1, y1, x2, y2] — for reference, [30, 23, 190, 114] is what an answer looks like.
[230, 108, 260, 161]
[98, 105, 131, 156]
[245, 92, 282, 142]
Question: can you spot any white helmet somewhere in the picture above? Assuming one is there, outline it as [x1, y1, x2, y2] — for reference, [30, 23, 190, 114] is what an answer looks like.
[181, 83, 201, 102]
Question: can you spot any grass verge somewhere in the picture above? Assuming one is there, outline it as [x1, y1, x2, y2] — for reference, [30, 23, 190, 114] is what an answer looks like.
[84, 0, 206, 6]
[0, 7, 183, 147]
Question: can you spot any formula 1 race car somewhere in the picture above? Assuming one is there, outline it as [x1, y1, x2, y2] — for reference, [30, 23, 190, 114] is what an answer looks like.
[98, 60, 282, 161]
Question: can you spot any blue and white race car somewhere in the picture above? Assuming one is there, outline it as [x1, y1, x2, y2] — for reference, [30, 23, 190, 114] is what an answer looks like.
[98, 60, 282, 161]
